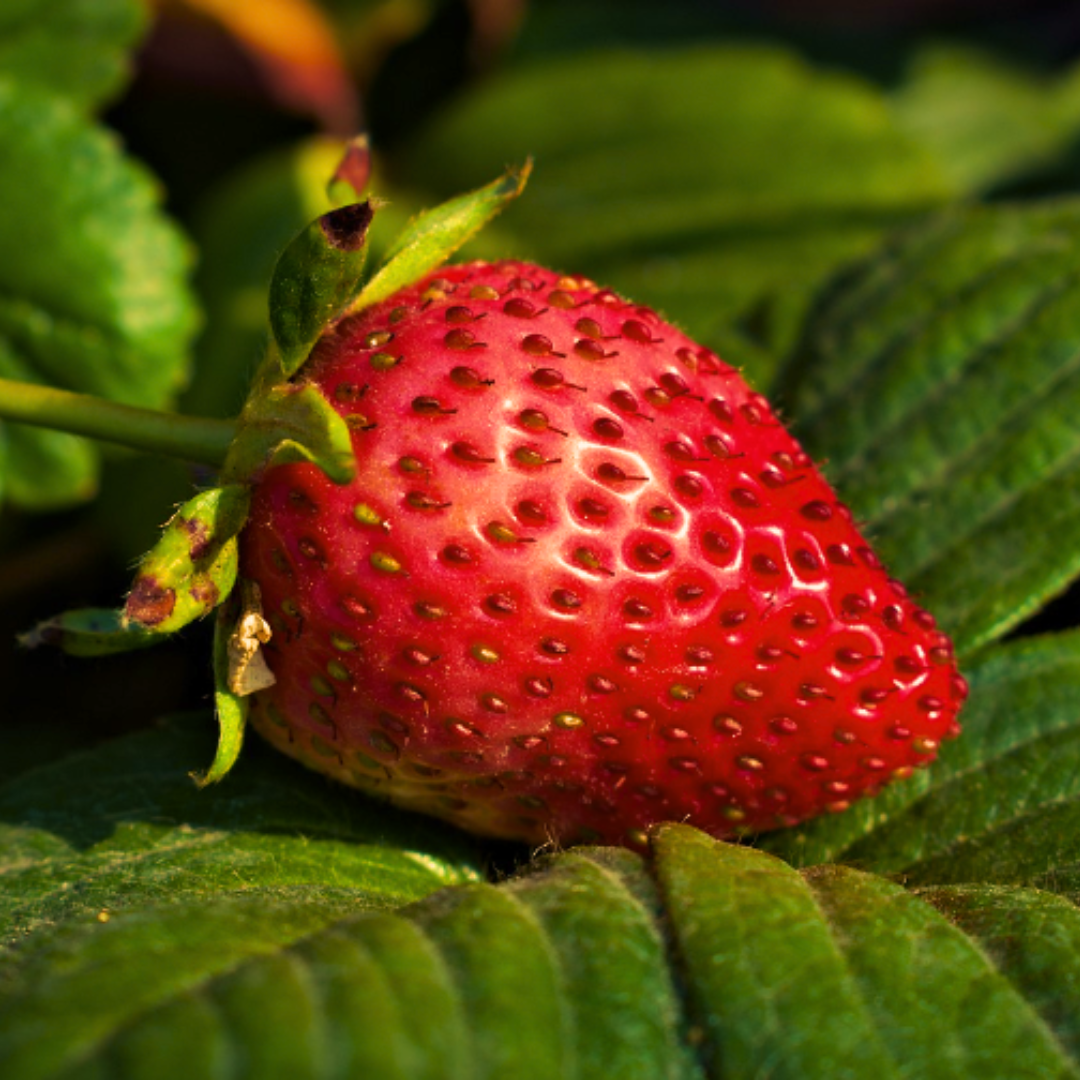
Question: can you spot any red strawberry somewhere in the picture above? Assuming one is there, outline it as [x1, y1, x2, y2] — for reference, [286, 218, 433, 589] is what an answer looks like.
[241, 259, 967, 848]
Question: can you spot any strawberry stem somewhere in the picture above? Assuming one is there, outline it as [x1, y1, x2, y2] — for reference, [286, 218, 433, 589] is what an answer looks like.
[0, 378, 236, 469]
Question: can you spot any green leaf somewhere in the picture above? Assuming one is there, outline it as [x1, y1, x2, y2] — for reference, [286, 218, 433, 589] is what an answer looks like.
[652, 825, 896, 1078]
[922, 885, 1080, 1062]
[778, 200, 1080, 654]
[0, 80, 198, 509]
[187, 138, 433, 423]
[352, 162, 532, 313]
[186, 138, 353, 418]
[202, 604, 250, 787]
[762, 631, 1080, 886]
[224, 384, 355, 486]
[9, 808, 1080, 1079]
[652, 826, 1079, 1080]
[495, 849, 700, 1080]
[892, 44, 1080, 194]
[403, 45, 954, 373]
[0, 839, 693, 1080]
[268, 201, 376, 378]
[124, 486, 250, 634]
[0, 714, 483, 947]
[0, 0, 146, 110]
[19, 607, 159, 657]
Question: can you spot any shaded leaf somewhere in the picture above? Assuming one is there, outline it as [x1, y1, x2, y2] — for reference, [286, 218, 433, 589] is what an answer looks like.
[7, 817, 1080, 1078]
[494, 849, 698, 1080]
[652, 825, 896, 1078]
[922, 885, 1080, 1061]
[762, 631, 1080, 888]
[0, 80, 198, 509]
[778, 200, 1080, 654]
[0, 714, 483, 946]
[19, 607, 159, 657]
[652, 826, 1079, 1080]
[403, 45, 954, 373]
[0, 841, 695, 1080]
[0, 0, 145, 110]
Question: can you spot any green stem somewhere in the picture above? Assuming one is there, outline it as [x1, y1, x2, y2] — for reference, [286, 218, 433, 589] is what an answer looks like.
[0, 378, 236, 469]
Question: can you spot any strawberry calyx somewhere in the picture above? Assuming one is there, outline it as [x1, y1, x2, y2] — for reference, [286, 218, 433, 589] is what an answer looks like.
[11, 140, 532, 785]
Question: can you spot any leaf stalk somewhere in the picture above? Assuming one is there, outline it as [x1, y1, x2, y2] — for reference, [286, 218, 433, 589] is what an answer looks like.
[0, 378, 236, 469]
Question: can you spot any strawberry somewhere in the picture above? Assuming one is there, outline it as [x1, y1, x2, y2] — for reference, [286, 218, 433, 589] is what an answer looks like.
[240, 259, 967, 848]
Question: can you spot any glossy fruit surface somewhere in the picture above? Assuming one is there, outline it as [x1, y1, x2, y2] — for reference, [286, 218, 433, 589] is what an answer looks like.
[242, 260, 966, 847]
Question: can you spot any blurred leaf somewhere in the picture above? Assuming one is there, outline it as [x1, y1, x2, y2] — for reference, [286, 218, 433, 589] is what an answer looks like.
[893, 43, 1080, 194]
[778, 200, 1080, 654]
[319, 0, 438, 85]
[402, 45, 955, 378]
[0, 80, 198, 509]
[0, 337, 98, 510]
[154, 0, 358, 131]
[0, 714, 483, 946]
[0, 0, 146, 110]
[762, 630, 1080, 887]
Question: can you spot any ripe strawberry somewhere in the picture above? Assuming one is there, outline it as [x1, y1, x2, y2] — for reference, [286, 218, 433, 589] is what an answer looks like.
[241, 259, 967, 848]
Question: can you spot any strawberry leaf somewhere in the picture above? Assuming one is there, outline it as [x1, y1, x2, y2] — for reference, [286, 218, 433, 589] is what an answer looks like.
[402, 46, 954, 372]
[780, 200, 1080, 655]
[202, 604, 250, 787]
[762, 630, 1080, 885]
[0, 0, 145, 111]
[19, 607, 158, 656]
[124, 486, 251, 634]
[352, 161, 532, 313]
[223, 384, 355, 485]
[0, 80, 198, 510]
[920, 884, 1080, 1062]
[0, 714, 483, 948]
[5, 810, 1080, 1078]
[653, 827, 1077, 1078]
[268, 200, 375, 379]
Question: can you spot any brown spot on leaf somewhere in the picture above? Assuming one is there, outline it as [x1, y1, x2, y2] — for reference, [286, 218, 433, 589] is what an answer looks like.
[190, 575, 220, 610]
[184, 517, 213, 562]
[126, 576, 176, 627]
[319, 200, 374, 251]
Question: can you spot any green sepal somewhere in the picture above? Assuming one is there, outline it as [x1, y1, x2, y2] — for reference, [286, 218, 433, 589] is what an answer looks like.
[19, 607, 160, 657]
[269, 199, 376, 378]
[123, 485, 251, 633]
[223, 384, 355, 486]
[197, 603, 249, 788]
[351, 161, 531, 314]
